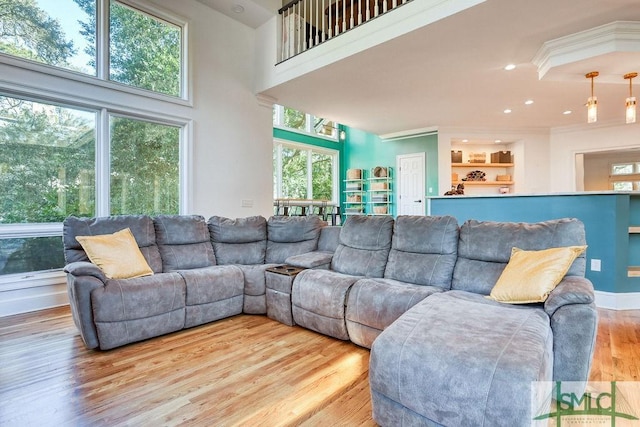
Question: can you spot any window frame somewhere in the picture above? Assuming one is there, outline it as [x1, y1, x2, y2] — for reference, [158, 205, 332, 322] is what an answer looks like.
[0, 0, 191, 104]
[273, 105, 339, 141]
[273, 139, 339, 204]
[0, 94, 191, 280]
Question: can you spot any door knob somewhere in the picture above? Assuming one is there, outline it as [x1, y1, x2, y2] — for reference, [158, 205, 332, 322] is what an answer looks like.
[414, 200, 422, 203]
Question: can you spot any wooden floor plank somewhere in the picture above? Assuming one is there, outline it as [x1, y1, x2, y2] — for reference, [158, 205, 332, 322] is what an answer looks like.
[1, 305, 638, 426]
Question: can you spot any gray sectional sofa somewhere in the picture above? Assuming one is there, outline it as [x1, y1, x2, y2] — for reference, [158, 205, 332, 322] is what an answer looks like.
[62, 213, 597, 426]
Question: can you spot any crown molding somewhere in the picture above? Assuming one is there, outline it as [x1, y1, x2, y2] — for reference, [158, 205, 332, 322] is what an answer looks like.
[379, 126, 439, 141]
[532, 21, 640, 81]
[255, 93, 277, 108]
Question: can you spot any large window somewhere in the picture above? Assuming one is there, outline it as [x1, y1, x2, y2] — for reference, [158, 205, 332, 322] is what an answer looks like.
[0, 0, 187, 279]
[273, 141, 338, 203]
[0, 0, 185, 98]
[110, 116, 180, 215]
[0, 95, 182, 276]
[0, 96, 96, 223]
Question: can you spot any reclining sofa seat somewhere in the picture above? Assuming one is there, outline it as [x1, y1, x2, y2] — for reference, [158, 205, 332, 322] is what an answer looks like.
[345, 215, 459, 348]
[63, 215, 186, 350]
[292, 215, 394, 340]
[153, 215, 244, 329]
[208, 215, 324, 314]
[207, 215, 272, 314]
[369, 217, 598, 426]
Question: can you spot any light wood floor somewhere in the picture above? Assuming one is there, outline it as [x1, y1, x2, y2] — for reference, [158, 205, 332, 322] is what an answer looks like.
[0, 306, 638, 427]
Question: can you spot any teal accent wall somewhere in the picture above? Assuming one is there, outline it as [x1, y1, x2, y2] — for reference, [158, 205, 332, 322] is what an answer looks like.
[342, 127, 439, 217]
[429, 193, 639, 293]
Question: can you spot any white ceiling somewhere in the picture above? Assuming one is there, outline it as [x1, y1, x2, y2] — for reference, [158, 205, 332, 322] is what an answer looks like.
[201, 0, 640, 137]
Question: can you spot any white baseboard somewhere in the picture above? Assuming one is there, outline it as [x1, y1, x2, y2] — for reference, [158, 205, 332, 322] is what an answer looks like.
[0, 272, 69, 317]
[594, 290, 640, 310]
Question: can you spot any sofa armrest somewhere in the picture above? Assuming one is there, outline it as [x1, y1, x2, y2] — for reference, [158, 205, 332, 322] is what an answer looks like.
[285, 251, 333, 269]
[64, 261, 107, 282]
[64, 262, 107, 349]
[544, 276, 595, 317]
[544, 276, 597, 383]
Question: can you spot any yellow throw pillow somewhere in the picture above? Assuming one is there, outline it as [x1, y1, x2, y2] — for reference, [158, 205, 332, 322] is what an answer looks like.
[76, 228, 154, 279]
[488, 245, 587, 304]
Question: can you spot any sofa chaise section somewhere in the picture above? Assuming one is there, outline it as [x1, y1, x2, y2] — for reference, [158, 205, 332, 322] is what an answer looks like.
[369, 217, 597, 426]
[452, 218, 597, 383]
[370, 291, 554, 426]
[345, 215, 459, 348]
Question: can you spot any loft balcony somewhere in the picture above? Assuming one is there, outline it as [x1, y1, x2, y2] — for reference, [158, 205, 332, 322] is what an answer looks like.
[278, 0, 413, 62]
[255, 0, 485, 95]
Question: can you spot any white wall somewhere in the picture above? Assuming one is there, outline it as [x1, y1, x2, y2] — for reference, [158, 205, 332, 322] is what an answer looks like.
[154, 0, 275, 219]
[549, 121, 640, 191]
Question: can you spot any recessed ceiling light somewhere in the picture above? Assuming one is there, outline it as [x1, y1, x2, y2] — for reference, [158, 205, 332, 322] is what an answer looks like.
[504, 64, 516, 71]
[231, 4, 244, 13]
[504, 109, 512, 114]
[525, 100, 534, 105]
[494, 139, 502, 143]
[563, 110, 572, 115]
[462, 139, 469, 143]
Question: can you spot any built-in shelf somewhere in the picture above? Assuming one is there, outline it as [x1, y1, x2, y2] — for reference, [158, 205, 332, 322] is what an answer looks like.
[452, 163, 514, 168]
[454, 181, 514, 186]
[629, 226, 640, 233]
[451, 156, 515, 195]
[628, 266, 640, 277]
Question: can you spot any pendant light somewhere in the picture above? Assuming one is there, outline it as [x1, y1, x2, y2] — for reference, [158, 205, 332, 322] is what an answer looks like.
[585, 71, 599, 123]
[624, 72, 637, 124]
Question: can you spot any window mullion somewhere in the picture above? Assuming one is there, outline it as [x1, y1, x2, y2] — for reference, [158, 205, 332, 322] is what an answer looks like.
[277, 143, 283, 198]
[97, 0, 110, 81]
[307, 149, 313, 200]
[96, 109, 110, 216]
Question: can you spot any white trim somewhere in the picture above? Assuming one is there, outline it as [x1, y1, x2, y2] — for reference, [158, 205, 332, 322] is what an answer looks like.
[0, 271, 68, 317]
[0, 223, 62, 238]
[0, 270, 66, 290]
[273, 138, 340, 204]
[533, 21, 640, 81]
[380, 126, 439, 141]
[594, 290, 640, 310]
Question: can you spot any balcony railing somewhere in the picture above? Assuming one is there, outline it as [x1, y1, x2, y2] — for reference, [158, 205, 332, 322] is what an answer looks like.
[278, 0, 412, 62]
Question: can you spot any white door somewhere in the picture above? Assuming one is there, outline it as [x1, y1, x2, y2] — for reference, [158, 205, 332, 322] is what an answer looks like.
[397, 153, 426, 215]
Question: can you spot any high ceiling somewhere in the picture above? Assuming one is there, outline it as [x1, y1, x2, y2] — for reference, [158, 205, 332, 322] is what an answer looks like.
[202, 0, 640, 137]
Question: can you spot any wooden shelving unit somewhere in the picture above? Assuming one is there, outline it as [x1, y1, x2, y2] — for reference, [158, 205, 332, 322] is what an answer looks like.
[451, 161, 515, 190]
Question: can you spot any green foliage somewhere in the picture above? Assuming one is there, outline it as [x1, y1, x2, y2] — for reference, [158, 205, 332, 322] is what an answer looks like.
[283, 108, 306, 131]
[281, 147, 308, 199]
[74, 0, 181, 96]
[110, 2, 180, 96]
[311, 153, 332, 200]
[277, 146, 334, 201]
[0, 0, 75, 66]
[0, 96, 95, 224]
[110, 117, 179, 215]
